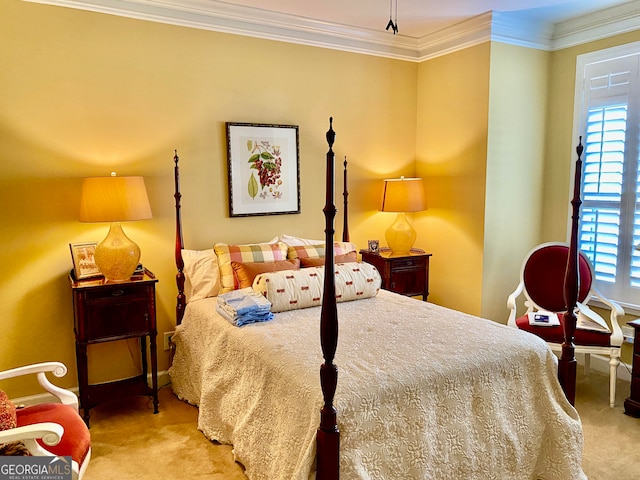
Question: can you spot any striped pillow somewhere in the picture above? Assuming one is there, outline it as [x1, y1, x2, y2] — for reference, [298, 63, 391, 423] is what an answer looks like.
[214, 242, 289, 293]
[287, 242, 358, 260]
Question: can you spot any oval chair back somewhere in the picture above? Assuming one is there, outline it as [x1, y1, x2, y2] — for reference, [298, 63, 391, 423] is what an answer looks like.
[523, 243, 593, 313]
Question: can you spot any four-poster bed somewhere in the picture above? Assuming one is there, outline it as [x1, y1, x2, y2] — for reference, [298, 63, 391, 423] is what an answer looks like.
[168, 120, 586, 480]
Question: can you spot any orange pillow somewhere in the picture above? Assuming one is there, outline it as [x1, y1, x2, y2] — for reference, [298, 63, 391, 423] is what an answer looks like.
[0, 390, 17, 431]
[232, 258, 300, 288]
[300, 251, 357, 267]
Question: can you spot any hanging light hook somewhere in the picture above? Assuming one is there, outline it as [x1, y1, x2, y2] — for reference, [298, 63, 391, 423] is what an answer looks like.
[385, 0, 398, 34]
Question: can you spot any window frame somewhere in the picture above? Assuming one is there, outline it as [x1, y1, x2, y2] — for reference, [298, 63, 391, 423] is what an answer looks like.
[571, 40, 640, 312]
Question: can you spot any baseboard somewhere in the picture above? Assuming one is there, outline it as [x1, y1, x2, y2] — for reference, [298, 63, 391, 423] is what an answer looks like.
[11, 370, 171, 406]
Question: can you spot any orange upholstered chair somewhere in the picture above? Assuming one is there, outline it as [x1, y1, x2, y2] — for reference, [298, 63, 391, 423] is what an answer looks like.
[0, 362, 91, 479]
[507, 242, 624, 407]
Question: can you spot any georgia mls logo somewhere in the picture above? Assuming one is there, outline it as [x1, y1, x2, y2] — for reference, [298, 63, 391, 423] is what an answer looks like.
[0, 455, 72, 480]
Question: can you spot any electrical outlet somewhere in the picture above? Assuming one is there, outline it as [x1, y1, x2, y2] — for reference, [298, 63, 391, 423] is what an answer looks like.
[622, 325, 635, 344]
[163, 331, 175, 351]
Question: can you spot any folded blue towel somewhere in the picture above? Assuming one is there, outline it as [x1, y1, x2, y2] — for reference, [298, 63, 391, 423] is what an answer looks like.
[217, 287, 273, 326]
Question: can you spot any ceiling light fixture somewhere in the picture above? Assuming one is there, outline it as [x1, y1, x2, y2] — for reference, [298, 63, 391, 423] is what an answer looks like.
[386, 0, 398, 34]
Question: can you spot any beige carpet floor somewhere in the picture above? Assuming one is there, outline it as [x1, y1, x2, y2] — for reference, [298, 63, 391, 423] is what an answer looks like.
[84, 368, 639, 480]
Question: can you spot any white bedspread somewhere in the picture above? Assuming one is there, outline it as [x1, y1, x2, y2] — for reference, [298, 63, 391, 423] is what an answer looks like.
[169, 290, 586, 480]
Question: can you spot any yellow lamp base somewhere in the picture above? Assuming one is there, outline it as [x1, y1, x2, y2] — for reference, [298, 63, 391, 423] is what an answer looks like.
[94, 222, 141, 282]
[385, 212, 417, 255]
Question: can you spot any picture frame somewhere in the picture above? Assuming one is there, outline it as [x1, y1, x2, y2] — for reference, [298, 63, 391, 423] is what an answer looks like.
[226, 122, 300, 217]
[368, 240, 380, 253]
[69, 242, 102, 280]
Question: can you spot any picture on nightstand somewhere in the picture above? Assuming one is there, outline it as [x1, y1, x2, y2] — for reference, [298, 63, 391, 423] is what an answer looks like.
[69, 241, 102, 279]
[367, 240, 380, 253]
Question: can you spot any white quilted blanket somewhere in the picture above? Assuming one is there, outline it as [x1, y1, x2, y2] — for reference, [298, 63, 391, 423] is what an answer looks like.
[169, 290, 586, 480]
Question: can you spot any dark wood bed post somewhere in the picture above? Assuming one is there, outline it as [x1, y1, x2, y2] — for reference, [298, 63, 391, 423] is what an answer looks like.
[317, 117, 340, 480]
[342, 156, 349, 242]
[558, 137, 583, 406]
[174, 150, 186, 326]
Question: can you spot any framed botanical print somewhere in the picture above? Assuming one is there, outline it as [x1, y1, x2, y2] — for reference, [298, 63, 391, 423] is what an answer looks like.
[226, 122, 300, 217]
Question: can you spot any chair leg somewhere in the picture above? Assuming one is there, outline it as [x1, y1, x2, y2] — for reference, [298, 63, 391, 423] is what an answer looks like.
[584, 353, 591, 375]
[609, 355, 620, 408]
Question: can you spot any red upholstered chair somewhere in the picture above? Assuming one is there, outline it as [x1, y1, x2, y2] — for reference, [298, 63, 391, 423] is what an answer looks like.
[0, 362, 91, 479]
[507, 242, 624, 407]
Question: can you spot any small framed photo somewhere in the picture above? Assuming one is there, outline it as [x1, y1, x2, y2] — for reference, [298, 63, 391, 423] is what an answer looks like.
[70, 242, 102, 280]
[226, 122, 300, 217]
[368, 240, 380, 253]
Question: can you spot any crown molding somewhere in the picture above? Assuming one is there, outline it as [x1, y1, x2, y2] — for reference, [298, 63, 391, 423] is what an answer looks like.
[553, 0, 640, 50]
[414, 11, 555, 62]
[23, 0, 640, 61]
[415, 12, 493, 61]
[25, 0, 421, 60]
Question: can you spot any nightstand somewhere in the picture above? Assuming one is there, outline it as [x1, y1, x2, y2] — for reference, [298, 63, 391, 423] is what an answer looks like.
[624, 318, 640, 417]
[360, 248, 431, 301]
[69, 269, 159, 426]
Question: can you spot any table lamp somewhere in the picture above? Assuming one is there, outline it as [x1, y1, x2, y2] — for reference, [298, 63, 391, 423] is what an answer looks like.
[380, 176, 426, 254]
[79, 173, 152, 282]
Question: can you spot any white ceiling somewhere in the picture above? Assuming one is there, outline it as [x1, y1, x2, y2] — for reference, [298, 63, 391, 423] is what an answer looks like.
[27, 0, 640, 59]
[218, 0, 632, 38]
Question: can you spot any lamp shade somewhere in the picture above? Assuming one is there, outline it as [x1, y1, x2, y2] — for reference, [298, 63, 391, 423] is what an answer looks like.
[80, 175, 152, 223]
[380, 177, 426, 213]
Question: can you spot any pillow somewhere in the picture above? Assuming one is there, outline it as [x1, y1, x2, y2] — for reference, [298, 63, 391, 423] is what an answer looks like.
[0, 390, 31, 456]
[278, 234, 325, 246]
[287, 242, 358, 260]
[300, 251, 357, 267]
[181, 249, 221, 302]
[253, 262, 381, 312]
[232, 258, 300, 289]
[0, 390, 16, 431]
[214, 242, 289, 293]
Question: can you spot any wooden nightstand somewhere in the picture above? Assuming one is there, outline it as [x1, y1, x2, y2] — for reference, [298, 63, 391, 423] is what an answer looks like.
[624, 319, 640, 417]
[360, 248, 432, 301]
[69, 269, 159, 426]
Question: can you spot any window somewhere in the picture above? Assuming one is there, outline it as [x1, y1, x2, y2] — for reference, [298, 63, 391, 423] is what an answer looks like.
[573, 42, 640, 307]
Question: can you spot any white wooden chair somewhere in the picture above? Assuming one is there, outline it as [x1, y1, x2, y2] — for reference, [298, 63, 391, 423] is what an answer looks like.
[507, 242, 624, 407]
[0, 362, 91, 479]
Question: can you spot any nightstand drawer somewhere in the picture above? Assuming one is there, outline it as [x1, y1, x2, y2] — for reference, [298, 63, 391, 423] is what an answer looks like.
[390, 269, 425, 296]
[390, 257, 426, 271]
[85, 297, 150, 341]
[85, 285, 148, 301]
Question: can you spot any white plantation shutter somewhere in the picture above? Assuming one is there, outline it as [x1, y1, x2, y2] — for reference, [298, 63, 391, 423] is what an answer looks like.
[575, 45, 640, 306]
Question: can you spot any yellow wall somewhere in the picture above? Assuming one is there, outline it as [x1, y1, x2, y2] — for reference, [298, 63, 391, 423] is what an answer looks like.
[482, 43, 550, 322]
[0, 0, 417, 396]
[415, 43, 491, 315]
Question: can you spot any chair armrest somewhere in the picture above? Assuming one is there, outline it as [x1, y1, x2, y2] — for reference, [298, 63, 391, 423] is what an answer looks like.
[0, 362, 68, 381]
[0, 422, 63, 447]
[0, 362, 78, 410]
[589, 287, 625, 345]
[506, 282, 524, 327]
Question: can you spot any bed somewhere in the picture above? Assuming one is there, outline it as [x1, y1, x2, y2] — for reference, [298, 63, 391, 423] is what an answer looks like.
[168, 120, 586, 480]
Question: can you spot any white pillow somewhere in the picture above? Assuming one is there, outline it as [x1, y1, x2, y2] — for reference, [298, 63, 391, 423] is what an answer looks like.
[253, 262, 381, 313]
[182, 249, 221, 302]
[278, 234, 325, 246]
